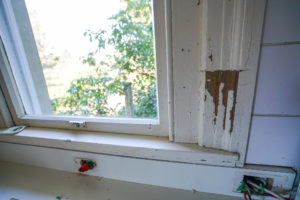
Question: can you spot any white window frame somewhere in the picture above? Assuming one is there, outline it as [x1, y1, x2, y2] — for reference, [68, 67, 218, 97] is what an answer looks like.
[0, 0, 267, 167]
[0, 0, 170, 136]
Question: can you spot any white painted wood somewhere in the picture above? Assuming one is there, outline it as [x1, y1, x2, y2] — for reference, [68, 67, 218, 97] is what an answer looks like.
[253, 45, 300, 115]
[20, 114, 168, 136]
[152, 0, 170, 136]
[172, 0, 201, 143]
[0, 0, 169, 137]
[199, 1, 266, 166]
[171, 0, 266, 166]
[10, 0, 52, 114]
[0, 161, 241, 200]
[0, 143, 295, 199]
[0, 0, 45, 114]
[0, 127, 238, 166]
[262, 0, 300, 44]
[246, 116, 300, 171]
[164, 0, 174, 141]
[0, 85, 13, 128]
[0, 37, 24, 124]
[199, 0, 248, 70]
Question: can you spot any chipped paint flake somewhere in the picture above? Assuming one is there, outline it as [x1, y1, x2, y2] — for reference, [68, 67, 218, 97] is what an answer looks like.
[205, 71, 239, 133]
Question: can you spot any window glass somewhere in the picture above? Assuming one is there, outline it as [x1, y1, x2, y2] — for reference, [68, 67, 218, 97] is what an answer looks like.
[24, 0, 157, 118]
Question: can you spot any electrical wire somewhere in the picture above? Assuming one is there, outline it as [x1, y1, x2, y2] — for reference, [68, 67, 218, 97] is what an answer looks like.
[243, 192, 248, 200]
[244, 183, 252, 200]
[246, 180, 290, 200]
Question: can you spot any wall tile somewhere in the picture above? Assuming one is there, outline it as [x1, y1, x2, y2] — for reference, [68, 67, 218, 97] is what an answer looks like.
[253, 45, 300, 115]
[246, 116, 300, 171]
[263, 0, 300, 44]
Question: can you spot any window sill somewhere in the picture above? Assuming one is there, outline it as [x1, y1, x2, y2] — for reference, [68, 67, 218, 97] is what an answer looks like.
[0, 127, 239, 166]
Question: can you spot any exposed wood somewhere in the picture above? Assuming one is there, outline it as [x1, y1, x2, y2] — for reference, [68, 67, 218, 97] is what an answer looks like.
[199, 0, 266, 166]
[172, 0, 266, 166]
[1, 0, 266, 167]
[205, 71, 239, 133]
[124, 83, 134, 117]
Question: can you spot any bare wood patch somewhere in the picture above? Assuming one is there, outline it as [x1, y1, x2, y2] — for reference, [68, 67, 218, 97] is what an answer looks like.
[205, 71, 239, 133]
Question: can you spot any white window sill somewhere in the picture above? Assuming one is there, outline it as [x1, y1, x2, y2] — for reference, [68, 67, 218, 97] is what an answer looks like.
[0, 127, 239, 166]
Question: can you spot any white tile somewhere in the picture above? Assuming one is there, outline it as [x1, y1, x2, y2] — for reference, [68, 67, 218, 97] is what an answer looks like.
[246, 116, 300, 171]
[263, 0, 300, 44]
[253, 45, 300, 115]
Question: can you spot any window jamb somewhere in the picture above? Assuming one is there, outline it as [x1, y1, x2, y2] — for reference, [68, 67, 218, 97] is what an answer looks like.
[0, 0, 169, 136]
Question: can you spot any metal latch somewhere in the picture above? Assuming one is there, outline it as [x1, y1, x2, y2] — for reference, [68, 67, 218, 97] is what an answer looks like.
[69, 121, 87, 128]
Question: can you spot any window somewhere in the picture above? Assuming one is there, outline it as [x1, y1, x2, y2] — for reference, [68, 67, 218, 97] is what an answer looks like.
[0, 0, 266, 167]
[0, 0, 169, 136]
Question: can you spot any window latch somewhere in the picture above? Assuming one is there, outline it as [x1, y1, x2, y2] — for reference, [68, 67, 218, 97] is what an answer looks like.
[69, 121, 86, 128]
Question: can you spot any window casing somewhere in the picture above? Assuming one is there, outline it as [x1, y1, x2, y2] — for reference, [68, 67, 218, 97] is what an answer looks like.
[0, 0, 169, 136]
[0, 0, 266, 167]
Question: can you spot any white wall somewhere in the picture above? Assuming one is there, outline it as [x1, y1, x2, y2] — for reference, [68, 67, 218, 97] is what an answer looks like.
[246, 0, 300, 171]
[0, 161, 240, 200]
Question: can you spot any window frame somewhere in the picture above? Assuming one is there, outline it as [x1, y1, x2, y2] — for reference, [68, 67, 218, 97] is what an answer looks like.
[0, 0, 267, 168]
[0, 0, 170, 136]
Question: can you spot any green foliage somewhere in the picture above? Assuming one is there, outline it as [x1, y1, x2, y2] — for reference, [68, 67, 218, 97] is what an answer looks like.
[41, 54, 60, 68]
[52, 0, 157, 118]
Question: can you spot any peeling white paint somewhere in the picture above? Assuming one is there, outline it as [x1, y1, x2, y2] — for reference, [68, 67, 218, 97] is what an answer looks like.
[222, 90, 234, 149]
[172, 0, 266, 166]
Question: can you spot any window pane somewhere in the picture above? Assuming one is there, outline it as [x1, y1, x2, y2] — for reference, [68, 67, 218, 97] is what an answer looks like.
[23, 0, 157, 118]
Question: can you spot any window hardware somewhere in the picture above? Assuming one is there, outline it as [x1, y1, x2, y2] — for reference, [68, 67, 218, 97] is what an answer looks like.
[69, 121, 86, 128]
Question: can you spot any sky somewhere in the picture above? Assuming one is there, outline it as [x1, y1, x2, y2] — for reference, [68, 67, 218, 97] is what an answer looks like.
[25, 0, 124, 58]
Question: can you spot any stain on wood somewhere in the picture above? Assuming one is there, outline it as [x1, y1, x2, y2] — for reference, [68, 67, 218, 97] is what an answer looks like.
[205, 71, 239, 133]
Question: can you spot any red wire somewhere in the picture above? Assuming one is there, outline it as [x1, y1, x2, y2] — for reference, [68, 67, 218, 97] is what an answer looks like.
[264, 191, 290, 200]
[243, 192, 248, 200]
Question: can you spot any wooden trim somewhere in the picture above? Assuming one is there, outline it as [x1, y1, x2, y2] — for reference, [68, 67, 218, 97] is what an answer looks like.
[10, 0, 52, 114]
[0, 142, 295, 199]
[0, 0, 46, 114]
[164, 0, 174, 141]
[172, 0, 202, 143]
[0, 37, 24, 124]
[19, 115, 167, 136]
[0, 127, 239, 166]
[172, 0, 266, 166]
[0, 86, 14, 128]
[0, 0, 169, 137]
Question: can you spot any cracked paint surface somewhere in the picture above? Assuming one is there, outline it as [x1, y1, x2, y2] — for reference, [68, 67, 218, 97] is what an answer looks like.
[205, 71, 239, 133]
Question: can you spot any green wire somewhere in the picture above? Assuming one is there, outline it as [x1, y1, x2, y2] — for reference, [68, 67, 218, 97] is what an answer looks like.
[86, 160, 95, 169]
[237, 180, 248, 192]
[259, 183, 264, 194]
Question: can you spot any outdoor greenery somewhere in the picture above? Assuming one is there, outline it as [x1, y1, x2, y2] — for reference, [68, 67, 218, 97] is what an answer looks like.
[51, 0, 157, 118]
[30, 10, 61, 68]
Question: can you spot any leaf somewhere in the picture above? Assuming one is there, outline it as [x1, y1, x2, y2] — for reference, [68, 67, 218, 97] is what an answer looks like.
[53, 0, 157, 118]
